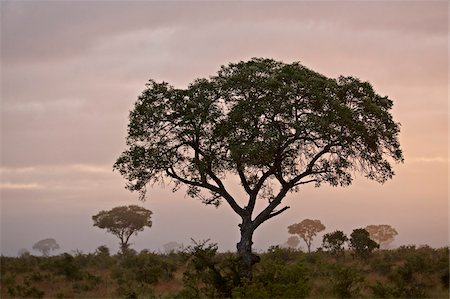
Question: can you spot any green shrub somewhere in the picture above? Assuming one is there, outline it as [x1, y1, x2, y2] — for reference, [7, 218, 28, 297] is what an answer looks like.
[329, 265, 364, 298]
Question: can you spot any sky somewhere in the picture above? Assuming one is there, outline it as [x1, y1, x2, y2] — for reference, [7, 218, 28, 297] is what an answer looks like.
[0, 1, 448, 256]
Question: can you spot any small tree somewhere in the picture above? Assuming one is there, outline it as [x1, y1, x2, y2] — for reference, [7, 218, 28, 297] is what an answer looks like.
[17, 248, 30, 257]
[365, 224, 398, 249]
[92, 205, 152, 252]
[285, 236, 301, 249]
[32, 238, 60, 256]
[349, 228, 379, 258]
[288, 219, 326, 253]
[322, 230, 348, 257]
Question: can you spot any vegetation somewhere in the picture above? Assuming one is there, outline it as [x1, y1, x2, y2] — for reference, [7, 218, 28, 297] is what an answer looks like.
[1, 244, 448, 298]
[365, 224, 398, 249]
[32, 238, 60, 257]
[114, 57, 404, 277]
[322, 230, 348, 258]
[350, 228, 380, 259]
[92, 205, 153, 252]
[288, 219, 326, 253]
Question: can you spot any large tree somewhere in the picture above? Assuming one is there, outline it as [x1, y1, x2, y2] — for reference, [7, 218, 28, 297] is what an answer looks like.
[114, 58, 403, 277]
[92, 205, 152, 252]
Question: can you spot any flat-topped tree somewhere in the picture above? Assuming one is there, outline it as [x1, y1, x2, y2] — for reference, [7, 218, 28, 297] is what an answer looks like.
[114, 58, 403, 278]
[92, 205, 152, 252]
[32, 238, 60, 256]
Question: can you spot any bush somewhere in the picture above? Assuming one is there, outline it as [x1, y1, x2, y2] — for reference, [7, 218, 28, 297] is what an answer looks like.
[329, 265, 364, 298]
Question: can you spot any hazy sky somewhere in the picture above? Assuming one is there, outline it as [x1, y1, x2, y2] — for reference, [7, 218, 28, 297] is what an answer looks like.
[1, 1, 448, 256]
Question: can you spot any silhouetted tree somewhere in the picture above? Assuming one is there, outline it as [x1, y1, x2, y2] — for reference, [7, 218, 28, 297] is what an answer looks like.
[365, 224, 398, 249]
[350, 228, 379, 258]
[322, 230, 348, 257]
[288, 219, 326, 253]
[32, 238, 60, 256]
[114, 58, 403, 278]
[95, 245, 110, 256]
[92, 205, 152, 252]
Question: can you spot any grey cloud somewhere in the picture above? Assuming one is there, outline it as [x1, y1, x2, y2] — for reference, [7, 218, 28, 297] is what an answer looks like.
[2, 1, 446, 66]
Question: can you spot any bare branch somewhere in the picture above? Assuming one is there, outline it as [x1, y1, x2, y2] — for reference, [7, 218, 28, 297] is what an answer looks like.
[267, 206, 290, 220]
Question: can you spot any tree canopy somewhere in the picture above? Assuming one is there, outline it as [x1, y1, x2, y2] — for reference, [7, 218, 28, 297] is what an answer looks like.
[288, 219, 326, 253]
[350, 228, 379, 258]
[114, 57, 403, 276]
[365, 224, 398, 248]
[32, 238, 60, 256]
[322, 230, 348, 257]
[92, 205, 152, 252]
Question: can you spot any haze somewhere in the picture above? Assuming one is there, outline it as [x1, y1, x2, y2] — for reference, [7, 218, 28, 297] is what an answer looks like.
[1, 1, 448, 256]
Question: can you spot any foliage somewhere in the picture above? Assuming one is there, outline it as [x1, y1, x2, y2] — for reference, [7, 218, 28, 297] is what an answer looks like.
[322, 230, 348, 257]
[32, 238, 60, 256]
[1, 245, 448, 298]
[329, 265, 364, 298]
[114, 57, 403, 276]
[349, 228, 379, 258]
[365, 224, 398, 248]
[92, 205, 152, 252]
[111, 249, 176, 297]
[51, 253, 84, 281]
[288, 219, 326, 253]
[178, 240, 239, 298]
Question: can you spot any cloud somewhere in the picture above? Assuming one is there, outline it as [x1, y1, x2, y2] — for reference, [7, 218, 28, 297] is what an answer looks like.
[409, 157, 449, 163]
[0, 182, 43, 190]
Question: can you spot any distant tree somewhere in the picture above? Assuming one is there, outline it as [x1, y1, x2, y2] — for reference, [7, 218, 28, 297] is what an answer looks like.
[322, 230, 348, 257]
[17, 248, 30, 257]
[92, 205, 152, 252]
[114, 58, 403, 277]
[349, 228, 379, 258]
[285, 236, 301, 249]
[365, 224, 398, 249]
[163, 241, 183, 253]
[95, 245, 110, 256]
[288, 219, 326, 253]
[32, 238, 60, 256]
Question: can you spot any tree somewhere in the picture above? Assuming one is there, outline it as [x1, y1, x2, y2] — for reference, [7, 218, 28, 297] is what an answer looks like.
[288, 219, 326, 253]
[92, 205, 152, 252]
[285, 236, 301, 249]
[349, 228, 379, 258]
[32, 238, 60, 256]
[17, 248, 30, 257]
[322, 230, 348, 257]
[365, 224, 398, 249]
[114, 58, 403, 277]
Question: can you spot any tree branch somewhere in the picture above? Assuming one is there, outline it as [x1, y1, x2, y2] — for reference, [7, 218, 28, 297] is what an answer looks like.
[288, 143, 333, 187]
[237, 164, 253, 195]
[166, 166, 245, 217]
[293, 179, 318, 186]
[266, 206, 290, 220]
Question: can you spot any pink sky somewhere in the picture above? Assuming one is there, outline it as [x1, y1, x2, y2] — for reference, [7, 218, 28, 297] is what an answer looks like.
[1, 1, 448, 256]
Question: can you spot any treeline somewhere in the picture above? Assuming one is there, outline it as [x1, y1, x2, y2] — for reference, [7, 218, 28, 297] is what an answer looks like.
[1, 243, 448, 298]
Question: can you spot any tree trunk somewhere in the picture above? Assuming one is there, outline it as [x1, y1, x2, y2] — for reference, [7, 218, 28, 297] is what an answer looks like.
[236, 217, 260, 280]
